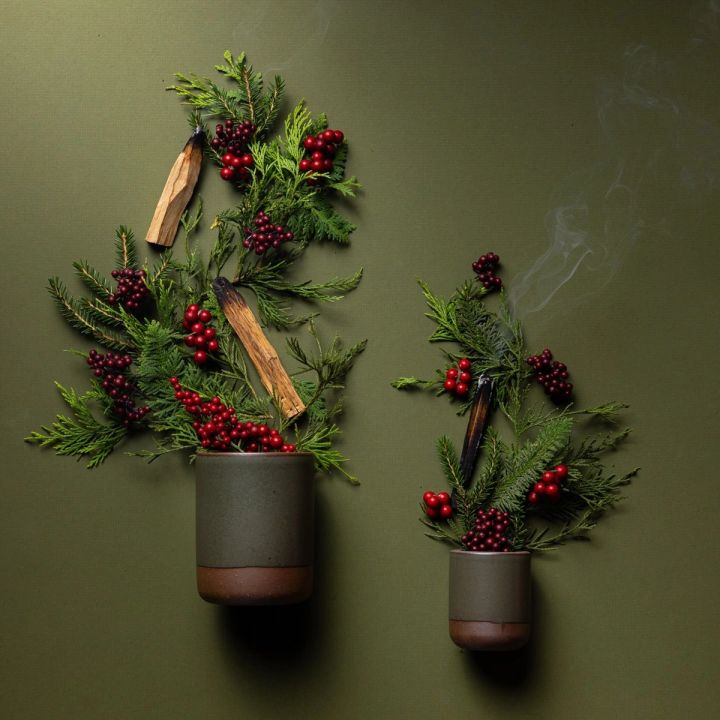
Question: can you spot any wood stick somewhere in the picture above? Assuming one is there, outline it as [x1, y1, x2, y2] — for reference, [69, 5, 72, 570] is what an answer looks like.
[212, 277, 306, 421]
[145, 128, 204, 247]
[459, 375, 494, 486]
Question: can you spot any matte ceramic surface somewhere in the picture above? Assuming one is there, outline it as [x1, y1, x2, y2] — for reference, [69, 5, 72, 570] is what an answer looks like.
[195, 452, 315, 604]
[448, 620, 531, 652]
[197, 566, 313, 606]
[449, 550, 531, 651]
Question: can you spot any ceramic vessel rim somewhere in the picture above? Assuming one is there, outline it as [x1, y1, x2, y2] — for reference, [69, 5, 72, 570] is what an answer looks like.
[449, 550, 531, 557]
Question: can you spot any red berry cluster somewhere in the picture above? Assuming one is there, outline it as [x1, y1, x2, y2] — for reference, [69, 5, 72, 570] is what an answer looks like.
[461, 508, 511, 552]
[443, 358, 472, 398]
[212, 119, 256, 182]
[108, 268, 148, 311]
[526, 348, 573, 403]
[211, 119, 256, 152]
[182, 304, 219, 365]
[423, 491, 453, 520]
[299, 128, 344, 184]
[219, 151, 254, 182]
[472, 252, 502, 291]
[243, 211, 294, 255]
[87, 350, 150, 426]
[527, 464, 568, 504]
[170, 379, 296, 452]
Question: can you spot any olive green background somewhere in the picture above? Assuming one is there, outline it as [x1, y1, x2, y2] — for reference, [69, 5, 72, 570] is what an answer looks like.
[2, 1, 719, 718]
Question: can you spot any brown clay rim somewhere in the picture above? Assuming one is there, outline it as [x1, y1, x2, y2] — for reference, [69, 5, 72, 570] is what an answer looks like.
[450, 549, 531, 556]
[196, 451, 314, 458]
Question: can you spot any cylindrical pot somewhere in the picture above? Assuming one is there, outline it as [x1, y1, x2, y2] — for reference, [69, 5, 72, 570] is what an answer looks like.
[195, 452, 315, 606]
[448, 550, 531, 651]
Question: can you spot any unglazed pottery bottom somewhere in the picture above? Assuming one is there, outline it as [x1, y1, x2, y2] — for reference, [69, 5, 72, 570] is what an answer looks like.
[449, 619, 530, 651]
[197, 566, 313, 606]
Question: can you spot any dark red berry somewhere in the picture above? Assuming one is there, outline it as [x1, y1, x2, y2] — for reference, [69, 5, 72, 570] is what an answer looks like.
[545, 483, 560, 499]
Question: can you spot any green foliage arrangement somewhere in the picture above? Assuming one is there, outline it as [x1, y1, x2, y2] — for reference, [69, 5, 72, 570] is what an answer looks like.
[26, 52, 365, 481]
[394, 278, 638, 550]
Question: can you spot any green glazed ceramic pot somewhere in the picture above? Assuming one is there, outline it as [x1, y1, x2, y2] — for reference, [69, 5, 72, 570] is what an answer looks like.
[194, 452, 315, 605]
[448, 550, 531, 651]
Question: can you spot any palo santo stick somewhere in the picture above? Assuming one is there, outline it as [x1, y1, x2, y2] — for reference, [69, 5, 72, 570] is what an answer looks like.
[212, 277, 306, 421]
[459, 375, 494, 486]
[146, 128, 204, 247]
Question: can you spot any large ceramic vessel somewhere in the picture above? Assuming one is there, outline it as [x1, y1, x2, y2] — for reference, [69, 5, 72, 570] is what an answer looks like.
[195, 452, 315, 605]
[448, 550, 531, 651]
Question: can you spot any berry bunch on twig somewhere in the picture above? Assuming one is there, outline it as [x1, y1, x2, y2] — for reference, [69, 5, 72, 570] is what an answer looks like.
[182, 304, 219, 365]
[108, 268, 148, 311]
[461, 508, 511, 552]
[443, 358, 472, 398]
[299, 129, 344, 184]
[423, 491, 453, 520]
[170, 379, 296, 453]
[243, 211, 294, 255]
[527, 464, 568, 504]
[526, 349, 573, 403]
[212, 119, 256, 182]
[87, 350, 150, 426]
[472, 252, 502, 291]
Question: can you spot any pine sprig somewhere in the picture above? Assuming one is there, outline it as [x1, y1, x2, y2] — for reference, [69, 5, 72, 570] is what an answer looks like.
[73, 260, 112, 299]
[170, 51, 285, 137]
[115, 226, 137, 269]
[47, 277, 133, 352]
[490, 415, 573, 512]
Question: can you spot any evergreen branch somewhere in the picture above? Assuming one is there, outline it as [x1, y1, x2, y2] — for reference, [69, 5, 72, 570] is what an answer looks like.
[47, 277, 132, 351]
[73, 260, 112, 299]
[390, 376, 435, 390]
[294, 420, 357, 483]
[261, 268, 363, 302]
[524, 508, 606, 550]
[260, 76, 285, 133]
[419, 280, 460, 342]
[436, 435, 464, 491]
[573, 401, 629, 423]
[81, 298, 127, 329]
[251, 283, 306, 329]
[420, 516, 464, 547]
[115, 226, 137, 269]
[25, 383, 127, 468]
[491, 415, 573, 512]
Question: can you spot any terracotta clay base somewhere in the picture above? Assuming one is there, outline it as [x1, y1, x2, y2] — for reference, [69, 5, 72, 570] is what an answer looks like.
[197, 565, 313, 606]
[449, 619, 530, 651]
